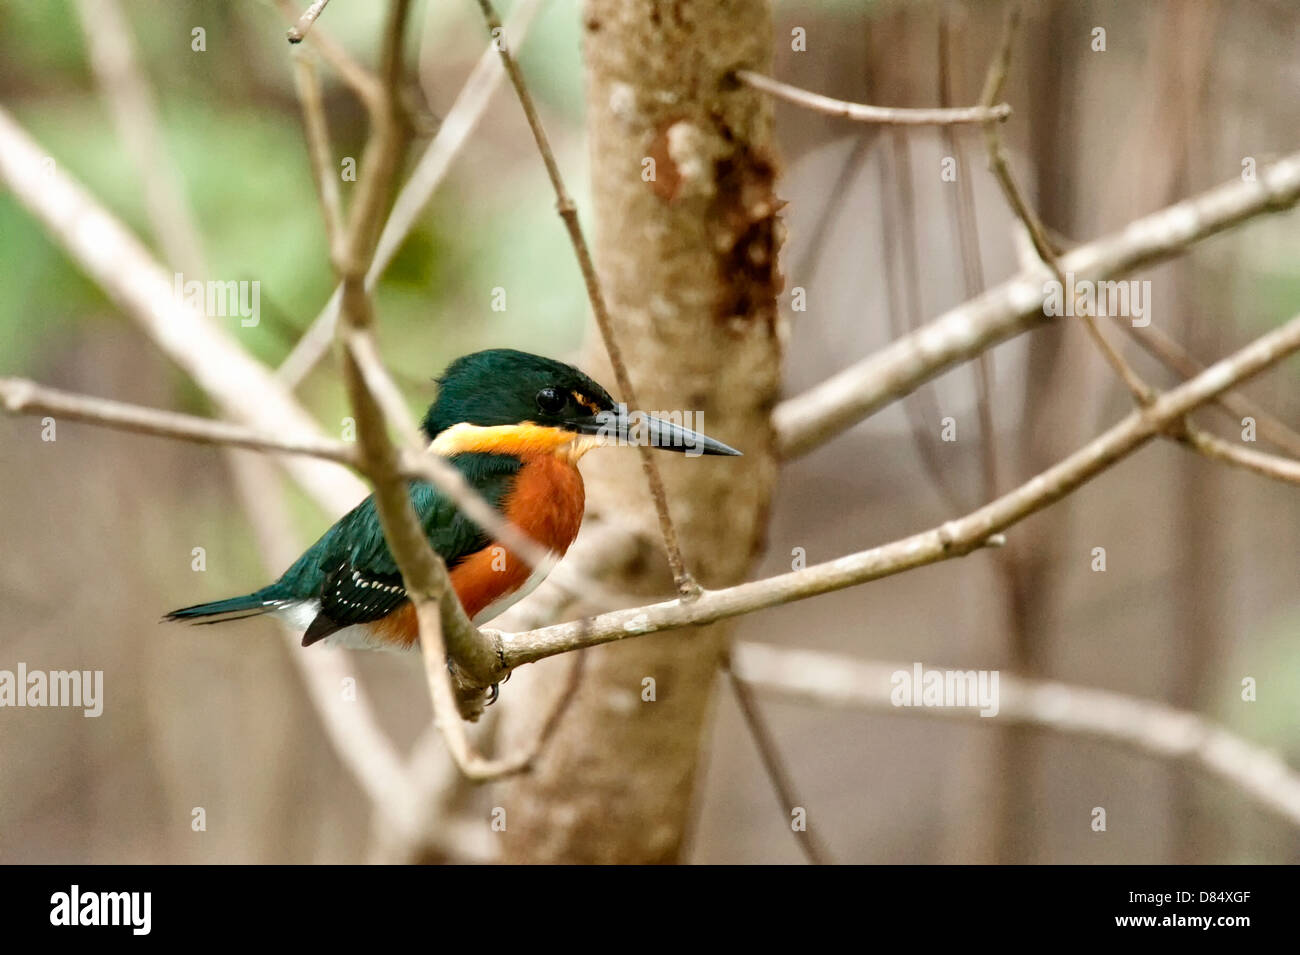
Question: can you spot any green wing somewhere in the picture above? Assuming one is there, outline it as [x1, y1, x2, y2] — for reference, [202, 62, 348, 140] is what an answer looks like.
[276, 452, 522, 639]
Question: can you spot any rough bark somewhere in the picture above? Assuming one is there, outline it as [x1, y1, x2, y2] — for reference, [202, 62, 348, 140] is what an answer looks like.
[497, 0, 783, 863]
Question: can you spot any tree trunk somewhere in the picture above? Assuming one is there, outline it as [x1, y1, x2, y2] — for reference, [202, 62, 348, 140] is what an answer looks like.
[497, 0, 783, 863]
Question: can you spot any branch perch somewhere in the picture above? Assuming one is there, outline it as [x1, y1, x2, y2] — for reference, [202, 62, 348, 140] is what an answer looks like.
[500, 307, 1300, 670]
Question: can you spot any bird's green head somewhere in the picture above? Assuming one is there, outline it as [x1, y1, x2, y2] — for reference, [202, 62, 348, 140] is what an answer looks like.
[421, 349, 741, 459]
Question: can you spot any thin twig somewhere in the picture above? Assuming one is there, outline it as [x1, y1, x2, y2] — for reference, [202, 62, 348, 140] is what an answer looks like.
[735, 69, 1011, 126]
[473, 0, 698, 597]
[286, 0, 331, 43]
[1176, 423, 1300, 485]
[882, 131, 969, 514]
[73, 1, 433, 844]
[290, 48, 345, 256]
[276, 0, 546, 388]
[411, 601, 583, 780]
[1125, 320, 1300, 459]
[0, 377, 359, 466]
[978, 5, 1155, 407]
[275, 0, 383, 110]
[333, 1, 410, 274]
[725, 663, 834, 864]
[1022, 220, 1300, 459]
[938, 13, 998, 504]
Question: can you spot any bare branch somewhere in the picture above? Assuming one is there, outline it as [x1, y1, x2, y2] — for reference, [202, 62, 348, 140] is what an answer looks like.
[500, 309, 1300, 668]
[412, 603, 522, 778]
[1021, 224, 1300, 458]
[472, 0, 697, 597]
[67, 6, 430, 829]
[773, 151, 1300, 459]
[0, 377, 359, 467]
[735, 69, 1011, 126]
[731, 643, 1300, 828]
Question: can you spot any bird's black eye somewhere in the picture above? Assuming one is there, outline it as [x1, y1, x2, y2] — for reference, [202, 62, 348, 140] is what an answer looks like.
[536, 387, 567, 415]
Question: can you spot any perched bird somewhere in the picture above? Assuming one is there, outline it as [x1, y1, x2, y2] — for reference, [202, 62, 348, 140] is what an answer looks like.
[166, 349, 740, 651]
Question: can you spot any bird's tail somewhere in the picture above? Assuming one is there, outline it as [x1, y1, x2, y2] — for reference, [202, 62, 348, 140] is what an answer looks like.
[164, 586, 286, 626]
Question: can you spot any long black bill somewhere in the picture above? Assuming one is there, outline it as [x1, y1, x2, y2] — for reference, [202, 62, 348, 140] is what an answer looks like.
[571, 410, 742, 457]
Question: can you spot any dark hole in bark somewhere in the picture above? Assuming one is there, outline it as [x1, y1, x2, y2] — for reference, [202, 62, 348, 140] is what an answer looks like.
[712, 145, 784, 332]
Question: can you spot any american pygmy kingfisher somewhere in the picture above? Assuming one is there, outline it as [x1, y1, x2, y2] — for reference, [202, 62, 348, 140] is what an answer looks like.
[166, 349, 740, 651]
